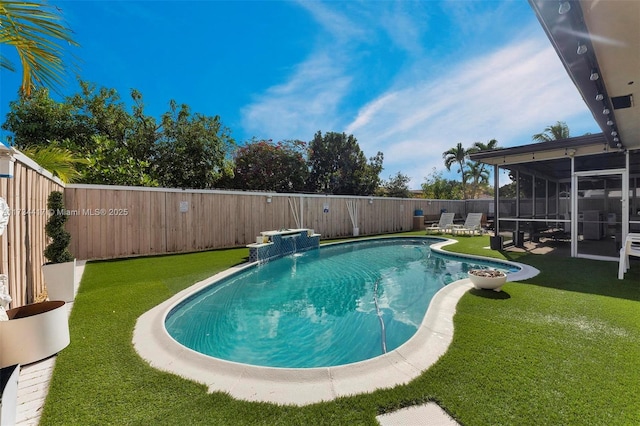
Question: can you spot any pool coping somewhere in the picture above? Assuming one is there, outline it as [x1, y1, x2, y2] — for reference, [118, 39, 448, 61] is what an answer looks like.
[132, 237, 539, 406]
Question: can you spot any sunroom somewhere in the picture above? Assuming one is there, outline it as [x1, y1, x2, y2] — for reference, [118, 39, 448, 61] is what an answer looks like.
[471, 135, 640, 260]
[470, 0, 640, 260]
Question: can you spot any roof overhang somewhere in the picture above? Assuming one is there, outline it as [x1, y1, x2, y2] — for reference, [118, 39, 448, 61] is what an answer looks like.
[470, 133, 640, 181]
[528, 0, 639, 150]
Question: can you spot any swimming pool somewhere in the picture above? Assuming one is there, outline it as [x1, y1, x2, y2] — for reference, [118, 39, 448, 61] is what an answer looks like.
[135, 236, 538, 404]
[164, 237, 519, 368]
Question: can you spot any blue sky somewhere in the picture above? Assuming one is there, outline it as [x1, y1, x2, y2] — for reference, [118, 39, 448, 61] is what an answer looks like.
[0, 0, 599, 189]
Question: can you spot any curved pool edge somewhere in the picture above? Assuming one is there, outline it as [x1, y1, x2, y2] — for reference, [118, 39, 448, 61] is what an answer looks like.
[132, 237, 540, 406]
[428, 237, 540, 282]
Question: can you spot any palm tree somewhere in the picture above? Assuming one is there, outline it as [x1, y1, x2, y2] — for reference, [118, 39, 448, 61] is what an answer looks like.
[470, 138, 499, 153]
[21, 144, 87, 183]
[443, 142, 470, 198]
[0, 0, 78, 97]
[468, 138, 500, 185]
[466, 160, 490, 199]
[532, 121, 570, 142]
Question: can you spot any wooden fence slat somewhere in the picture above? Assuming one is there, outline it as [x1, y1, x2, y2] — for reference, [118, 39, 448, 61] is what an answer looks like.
[3, 152, 489, 308]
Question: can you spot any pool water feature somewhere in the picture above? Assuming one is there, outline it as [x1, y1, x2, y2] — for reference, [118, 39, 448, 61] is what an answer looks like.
[247, 229, 320, 263]
[165, 238, 518, 368]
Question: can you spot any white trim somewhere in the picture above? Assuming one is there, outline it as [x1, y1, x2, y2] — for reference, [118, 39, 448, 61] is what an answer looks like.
[66, 183, 399, 201]
[12, 149, 65, 186]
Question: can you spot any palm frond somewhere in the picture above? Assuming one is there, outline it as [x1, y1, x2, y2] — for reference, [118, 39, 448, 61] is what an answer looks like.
[0, 0, 79, 96]
[0, 52, 15, 70]
[21, 145, 87, 183]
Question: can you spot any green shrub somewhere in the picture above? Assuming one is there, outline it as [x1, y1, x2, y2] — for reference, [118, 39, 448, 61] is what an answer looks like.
[44, 191, 73, 263]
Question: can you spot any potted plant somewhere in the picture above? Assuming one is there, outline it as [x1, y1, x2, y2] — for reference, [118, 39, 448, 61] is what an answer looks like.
[468, 269, 507, 292]
[42, 191, 76, 302]
[0, 273, 70, 370]
[0, 300, 70, 368]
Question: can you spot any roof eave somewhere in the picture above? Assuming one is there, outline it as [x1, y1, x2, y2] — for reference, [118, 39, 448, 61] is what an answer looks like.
[528, 0, 622, 149]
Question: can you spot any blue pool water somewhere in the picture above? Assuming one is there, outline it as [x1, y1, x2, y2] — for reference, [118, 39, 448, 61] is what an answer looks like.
[165, 238, 518, 368]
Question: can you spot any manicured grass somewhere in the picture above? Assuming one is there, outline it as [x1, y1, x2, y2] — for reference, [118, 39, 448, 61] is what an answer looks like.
[41, 234, 640, 425]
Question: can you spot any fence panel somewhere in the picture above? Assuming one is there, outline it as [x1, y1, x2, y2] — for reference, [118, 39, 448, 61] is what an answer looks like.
[62, 187, 483, 261]
[0, 154, 64, 307]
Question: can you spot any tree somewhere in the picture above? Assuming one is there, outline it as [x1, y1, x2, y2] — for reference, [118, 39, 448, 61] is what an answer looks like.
[469, 138, 500, 177]
[2, 83, 158, 185]
[82, 135, 157, 186]
[154, 100, 235, 189]
[20, 144, 86, 183]
[532, 121, 570, 142]
[3, 82, 237, 188]
[380, 171, 411, 198]
[421, 168, 463, 200]
[465, 161, 490, 199]
[0, 0, 79, 96]
[442, 142, 470, 198]
[2, 87, 83, 147]
[232, 139, 308, 192]
[470, 138, 499, 153]
[306, 131, 383, 196]
[467, 138, 500, 198]
[3, 82, 139, 154]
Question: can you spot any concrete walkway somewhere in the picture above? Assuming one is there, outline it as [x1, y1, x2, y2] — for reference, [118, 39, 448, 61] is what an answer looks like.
[14, 261, 85, 425]
[376, 403, 459, 425]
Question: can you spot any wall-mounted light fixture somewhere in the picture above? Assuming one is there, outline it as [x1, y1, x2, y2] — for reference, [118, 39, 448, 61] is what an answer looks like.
[576, 43, 587, 55]
[566, 149, 576, 157]
[266, 196, 272, 203]
[368, 198, 373, 205]
[558, 1, 571, 15]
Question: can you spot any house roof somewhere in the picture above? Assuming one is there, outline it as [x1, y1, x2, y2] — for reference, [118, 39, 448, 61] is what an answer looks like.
[470, 1, 640, 181]
[469, 133, 640, 181]
[528, 0, 639, 150]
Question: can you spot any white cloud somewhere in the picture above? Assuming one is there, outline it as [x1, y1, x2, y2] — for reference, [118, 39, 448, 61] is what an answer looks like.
[294, 0, 369, 43]
[241, 51, 352, 140]
[240, 3, 598, 189]
[348, 36, 596, 188]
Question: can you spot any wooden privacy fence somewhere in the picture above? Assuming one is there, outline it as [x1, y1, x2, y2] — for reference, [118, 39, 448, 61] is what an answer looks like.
[64, 185, 473, 261]
[0, 149, 489, 308]
[0, 151, 64, 307]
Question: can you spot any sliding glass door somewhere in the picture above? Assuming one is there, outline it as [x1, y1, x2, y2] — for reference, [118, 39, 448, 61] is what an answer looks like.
[575, 173, 624, 260]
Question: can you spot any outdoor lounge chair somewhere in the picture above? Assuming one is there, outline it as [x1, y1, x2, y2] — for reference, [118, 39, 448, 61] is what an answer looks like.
[426, 212, 455, 234]
[618, 233, 640, 279]
[452, 213, 484, 236]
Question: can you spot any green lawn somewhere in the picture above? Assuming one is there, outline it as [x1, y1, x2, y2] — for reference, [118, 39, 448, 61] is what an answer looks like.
[41, 233, 640, 425]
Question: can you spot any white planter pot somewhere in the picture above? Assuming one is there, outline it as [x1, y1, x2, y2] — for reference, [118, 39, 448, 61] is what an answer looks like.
[468, 270, 507, 292]
[42, 259, 76, 302]
[0, 301, 70, 368]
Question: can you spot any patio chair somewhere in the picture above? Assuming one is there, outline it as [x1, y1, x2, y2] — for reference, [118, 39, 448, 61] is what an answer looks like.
[618, 233, 640, 279]
[426, 212, 455, 234]
[452, 213, 484, 236]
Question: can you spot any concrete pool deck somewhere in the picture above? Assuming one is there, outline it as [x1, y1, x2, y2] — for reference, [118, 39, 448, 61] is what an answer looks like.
[133, 238, 540, 406]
